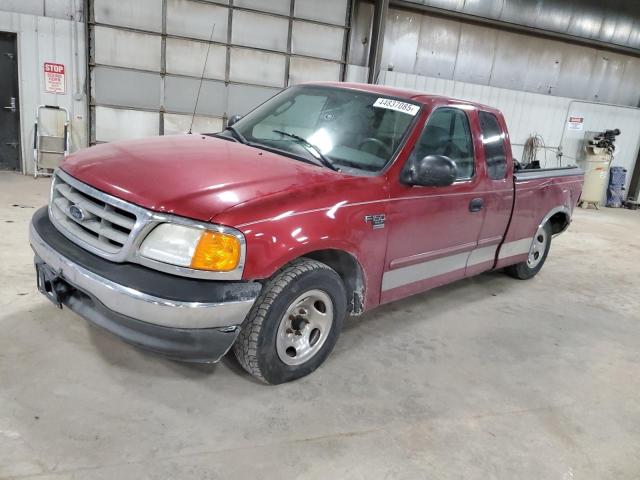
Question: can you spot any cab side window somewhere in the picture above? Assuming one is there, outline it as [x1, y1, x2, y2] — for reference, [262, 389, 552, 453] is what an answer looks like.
[410, 107, 474, 181]
[478, 111, 507, 180]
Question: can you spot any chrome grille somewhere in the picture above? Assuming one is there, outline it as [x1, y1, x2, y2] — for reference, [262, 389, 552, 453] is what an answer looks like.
[50, 172, 138, 254]
[46, 169, 246, 280]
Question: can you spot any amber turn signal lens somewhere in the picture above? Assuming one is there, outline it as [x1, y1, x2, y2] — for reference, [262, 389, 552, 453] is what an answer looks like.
[190, 231, 240, 271]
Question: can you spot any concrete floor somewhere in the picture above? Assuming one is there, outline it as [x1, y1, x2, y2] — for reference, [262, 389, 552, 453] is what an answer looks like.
[1, 171, 639, 480]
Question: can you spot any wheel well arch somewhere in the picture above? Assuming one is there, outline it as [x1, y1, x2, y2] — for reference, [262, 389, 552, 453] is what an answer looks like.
[539, 206, 571, 235]
[547, 211, 570, 234]
[302, 249, 365, 315]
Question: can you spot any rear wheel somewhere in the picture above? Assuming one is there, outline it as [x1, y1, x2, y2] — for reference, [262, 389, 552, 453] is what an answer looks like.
[233, 258, 346, 384]
[504, 222, 552, 280]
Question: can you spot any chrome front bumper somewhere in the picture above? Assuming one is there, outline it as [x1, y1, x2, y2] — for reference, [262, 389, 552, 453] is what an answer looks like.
[29, 207, 261, 362]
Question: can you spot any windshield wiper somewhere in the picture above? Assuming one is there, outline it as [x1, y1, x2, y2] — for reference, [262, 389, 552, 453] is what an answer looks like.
[272, 130, 339, 172]
[224, 125, 248, 144]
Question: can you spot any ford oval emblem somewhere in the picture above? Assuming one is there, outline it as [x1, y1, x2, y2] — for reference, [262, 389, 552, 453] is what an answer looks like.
[69, 204, 86, 222]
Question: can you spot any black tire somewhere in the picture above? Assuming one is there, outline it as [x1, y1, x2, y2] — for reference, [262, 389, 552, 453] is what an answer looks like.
[504, 222, 552, 280]
[233, 258, 347, 384]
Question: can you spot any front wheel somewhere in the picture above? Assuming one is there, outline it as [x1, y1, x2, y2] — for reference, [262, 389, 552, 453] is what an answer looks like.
[504, 222, 552, 280]
[233, 258, 346, 384]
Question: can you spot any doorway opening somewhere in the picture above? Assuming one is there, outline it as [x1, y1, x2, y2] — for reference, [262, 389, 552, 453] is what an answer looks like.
[0, 32, 21, 171]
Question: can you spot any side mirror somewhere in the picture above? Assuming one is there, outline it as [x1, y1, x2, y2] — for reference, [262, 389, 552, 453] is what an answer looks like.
[401, 155, 457, 187]
[227, 115, 242, 127]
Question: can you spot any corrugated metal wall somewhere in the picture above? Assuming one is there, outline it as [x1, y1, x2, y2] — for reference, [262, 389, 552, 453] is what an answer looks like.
[397, 0, 640, 53]
[380, 70, 640, 200]
[379, 6, 640, 106]
[88, 0, 350, 143]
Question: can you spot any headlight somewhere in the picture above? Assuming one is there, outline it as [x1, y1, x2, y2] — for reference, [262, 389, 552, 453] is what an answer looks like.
[139, 223, 241, 272]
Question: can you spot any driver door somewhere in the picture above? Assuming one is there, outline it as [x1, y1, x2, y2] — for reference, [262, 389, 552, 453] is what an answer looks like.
[381, 106, 486, 304]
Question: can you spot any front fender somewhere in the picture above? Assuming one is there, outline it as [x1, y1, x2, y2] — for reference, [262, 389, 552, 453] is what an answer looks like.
[236, 205, 388, 310]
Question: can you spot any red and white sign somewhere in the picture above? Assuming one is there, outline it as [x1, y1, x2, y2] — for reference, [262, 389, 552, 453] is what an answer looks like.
[44, 62, 66, 94]
[567, 115, 584, 131]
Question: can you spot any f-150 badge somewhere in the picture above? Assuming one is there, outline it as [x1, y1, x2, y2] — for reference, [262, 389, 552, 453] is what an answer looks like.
[364, 214, 385, 229]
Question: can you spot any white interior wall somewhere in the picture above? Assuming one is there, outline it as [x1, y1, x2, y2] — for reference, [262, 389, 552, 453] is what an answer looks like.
[0, 9, 87, 175]
[563, 102, 640, 181]
[380, 71, 640, 198]
[345, 64, 369, 83]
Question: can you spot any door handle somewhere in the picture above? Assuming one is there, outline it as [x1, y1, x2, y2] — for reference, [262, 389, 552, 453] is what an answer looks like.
[3, 97, 16, 113]
[469, 198, 484, 212]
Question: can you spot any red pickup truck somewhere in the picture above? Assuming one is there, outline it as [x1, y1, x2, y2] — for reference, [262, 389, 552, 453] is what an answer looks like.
[30, 83, 583, 384]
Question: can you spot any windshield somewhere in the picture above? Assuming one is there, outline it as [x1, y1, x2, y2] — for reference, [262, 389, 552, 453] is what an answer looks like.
[226, 85, 420, 172]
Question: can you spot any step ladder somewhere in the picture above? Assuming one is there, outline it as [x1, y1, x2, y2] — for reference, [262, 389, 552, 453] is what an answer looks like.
[33, 105, 70, 178]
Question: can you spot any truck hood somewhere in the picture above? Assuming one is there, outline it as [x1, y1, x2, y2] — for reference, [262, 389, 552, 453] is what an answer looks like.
[61, 135, 341, 222]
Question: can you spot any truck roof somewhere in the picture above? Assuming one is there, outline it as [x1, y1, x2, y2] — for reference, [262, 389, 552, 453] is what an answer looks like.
[308, 81, 501, 114]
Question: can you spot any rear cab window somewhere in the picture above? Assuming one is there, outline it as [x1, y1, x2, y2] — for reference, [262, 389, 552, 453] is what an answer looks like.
[478, 111, 508, 180]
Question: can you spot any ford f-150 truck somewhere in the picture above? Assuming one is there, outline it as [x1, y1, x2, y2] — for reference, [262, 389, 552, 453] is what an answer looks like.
[30, 82, 584, 384]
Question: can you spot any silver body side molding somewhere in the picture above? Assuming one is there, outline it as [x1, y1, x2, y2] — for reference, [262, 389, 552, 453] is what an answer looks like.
[381, 239, 532, 292]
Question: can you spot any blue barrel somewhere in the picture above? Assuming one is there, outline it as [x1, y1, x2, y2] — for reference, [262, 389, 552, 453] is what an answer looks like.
[609, 167, 627, 187]
[606, 186, 625, 207]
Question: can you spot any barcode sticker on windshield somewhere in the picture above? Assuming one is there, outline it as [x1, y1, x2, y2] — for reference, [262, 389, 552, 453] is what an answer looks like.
[373, 98, 420, 116]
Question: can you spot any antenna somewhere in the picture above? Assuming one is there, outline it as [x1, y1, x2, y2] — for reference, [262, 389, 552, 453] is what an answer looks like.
[189, 22, 216, 134]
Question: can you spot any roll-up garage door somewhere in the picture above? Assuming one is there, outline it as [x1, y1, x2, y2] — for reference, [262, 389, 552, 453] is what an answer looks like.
[88, 0, 350, 143]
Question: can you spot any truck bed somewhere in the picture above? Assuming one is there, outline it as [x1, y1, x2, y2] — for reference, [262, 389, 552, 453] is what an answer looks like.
[496, 166, 584, 269]
[514, 165, 583, 181]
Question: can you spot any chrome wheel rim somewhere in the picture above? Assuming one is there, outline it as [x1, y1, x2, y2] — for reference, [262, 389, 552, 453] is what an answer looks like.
[276, 289, 334, 366]
[527, 227, 548, 268]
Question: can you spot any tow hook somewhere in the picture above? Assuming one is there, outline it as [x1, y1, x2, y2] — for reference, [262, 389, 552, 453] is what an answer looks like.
[36, 263, 74, 308]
